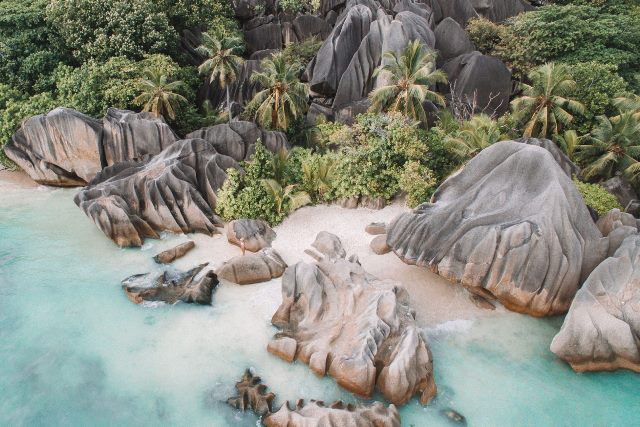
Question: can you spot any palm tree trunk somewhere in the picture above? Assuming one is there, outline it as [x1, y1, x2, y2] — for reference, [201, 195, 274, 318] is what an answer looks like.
[226, 86, 231, 123]
[272, 90, 279, 129]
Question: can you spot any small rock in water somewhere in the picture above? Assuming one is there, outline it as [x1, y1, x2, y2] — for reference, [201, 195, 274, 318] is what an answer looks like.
[469, 293, 496, 310]
[153, 241, 195, 264]
[227, 369, 276, 417]
[441, 408, 466, 424]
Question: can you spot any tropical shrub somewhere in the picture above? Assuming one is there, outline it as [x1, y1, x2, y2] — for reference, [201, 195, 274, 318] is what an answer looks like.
[445, 114, 502, 160]
[574, 180, 622, 216]
[466, 17, 505, 55]
[398, 161, 437, 208]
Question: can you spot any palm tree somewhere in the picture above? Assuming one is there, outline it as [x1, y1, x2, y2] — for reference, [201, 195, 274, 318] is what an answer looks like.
[576, 112, 640, 183]
[246, 53, 309, 131]
[196, 33, 244, 119]
[613, 93, 640, 120]
[201, 100, 228, 126]
[444, 114, 502, 159]
[369, 40, 447, 124]
[133, 68, 188, 120]
[554, 129, 580, 160]
[302, 156, 335, 199]
[510, 62, 585, 139]
[261, 178, 311, 215]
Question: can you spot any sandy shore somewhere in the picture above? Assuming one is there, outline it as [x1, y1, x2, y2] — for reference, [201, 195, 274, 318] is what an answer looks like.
[0, 169, 38, 189]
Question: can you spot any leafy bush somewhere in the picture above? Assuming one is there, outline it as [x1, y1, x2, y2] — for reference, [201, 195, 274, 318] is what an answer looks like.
[282, 38, 323, 68]
[399, 161, 437, 208]
[574, 179, 622, 216]
[466, 18, 505, 55]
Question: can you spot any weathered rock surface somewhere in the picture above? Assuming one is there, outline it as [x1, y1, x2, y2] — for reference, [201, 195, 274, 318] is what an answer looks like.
[75, 139, 238, 247]
[387, 141, 608, 316]
[434, 17, 475, 65]
[269, 232, 437, 405]
[244, 22, 282, 55]
[551, 233, 640, 373]
[102, 108, 178, 166]
[4, 107, 102, 186]
[122, 263, 218, 305]
[473, 0, 534, 23]
[430, 0, 478, 26]
[217, 248, 287, 285]
[153, 241, 196, 264]
[601, 176, 639, 214]
[517, 137, 580, 179]
[264, 400, 401, 427]
[442, 51, 511, 115]
[227, 369, 275, 416]
[186, 121, 288, 162]
[371, 234, 392, 254]
[293, 15, 332, 41]
[365, 222, 387, 235]
[227, 219, 276, 252]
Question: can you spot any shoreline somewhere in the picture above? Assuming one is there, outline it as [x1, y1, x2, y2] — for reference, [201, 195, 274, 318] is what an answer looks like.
[0, 169, 38, 189]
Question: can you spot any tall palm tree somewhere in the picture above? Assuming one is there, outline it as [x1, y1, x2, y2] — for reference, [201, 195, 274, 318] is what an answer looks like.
[554, 129, 580, 160]
[369, 40, 447, 124]
[302, 156, 335, 199]
[613, 93, 640, 120]
[444, 114, 502, 160]
[261, 179, 311, 215]
[576, 112, 640, 183]
[247, 52, 309, 131]
[196, 33, 244, 119]
[510, 62, 585, 139]
[133, 68, 187, 120]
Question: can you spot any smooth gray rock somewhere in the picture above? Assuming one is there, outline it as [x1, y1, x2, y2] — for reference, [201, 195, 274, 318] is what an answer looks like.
[387, 141, 608, 316]
[186, 121, 288, 162]
[244, 23, 282, 55]
[217, 248, 287, 285]
[75, 139, 238, 247]
[334, 99, 371, 124]
[4, 107, 102, 186]
[311, 231, 347, 259]
[434, 18, 474, 65]
[429, 0, 478, 26]
[472, 0, 534, 23]
[551, 233, 640, 373]
[269, 232, 437, 405]
[227, 219, 276, 252]
[601, 176, 638, 212]
[293, 15, 332, 41]
[102, 108, 178, 166]
[442, 51, 511, 116]
[122, 263, 218, 305]
[393, 0, 432, 20]
[516, 137, 580, 179]
[264, 400, 401, 427]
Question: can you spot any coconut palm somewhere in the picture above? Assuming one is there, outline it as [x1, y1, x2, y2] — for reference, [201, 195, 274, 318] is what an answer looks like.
[261, 178, 311, 215]
[613, 93, 640, 120]
[200, 100, 229, 126]
[510, 62, 585, 139]
[444, 114, 502, 159]
[302, 156, 335, 199]
[196, 33, 244, 118]
[133, 68, 187, 120]
[554, 129, 580, 160]
[246, 53, 309, 131]
[369, 40, 447, 124]
[576, 112, 640, 183]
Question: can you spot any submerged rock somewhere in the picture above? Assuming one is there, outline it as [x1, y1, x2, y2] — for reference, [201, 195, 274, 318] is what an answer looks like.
[551, 234, 640, 373]
[75, 139, 238, 247]
[387, 141, 608, 316]
[122, 263, 218, 305]
[217, 248, 287, 285]
[153, 241, 196, 264]
[227, 369, 275, 416]
[264, 399, 401, 427]
[4, 107, 102, 186]
[268, 232, 437, 405]
[227, 219, 276, 252]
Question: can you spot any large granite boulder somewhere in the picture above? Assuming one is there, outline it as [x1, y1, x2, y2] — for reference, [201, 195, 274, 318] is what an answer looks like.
[268, 232, 437, 405]
[75, 139, 238, 247]
[244, 22, 282, 55]
[292, 15, 332, 41]
[517, 137, 581, 179]
[442, 51, 511, 116]
[217, 248, 287, 285]
[472, 0, 534, 23]
[122, 263, 218, 305]
[387, 141, 609, 316]
[4, 107, 102, 186]
[550, 233, 640, 373]
[434, 17, 475, 65]
[601, 176, 639, 214]
[264, 400, 401, 427]
[102, 108, 178, 166]
[429, 0, 478, 26]
[227, 219, 276, 252]
[186, 121, 288, 162]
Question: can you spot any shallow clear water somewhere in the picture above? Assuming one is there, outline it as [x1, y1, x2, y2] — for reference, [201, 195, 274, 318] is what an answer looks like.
[1, 185, 638, 427]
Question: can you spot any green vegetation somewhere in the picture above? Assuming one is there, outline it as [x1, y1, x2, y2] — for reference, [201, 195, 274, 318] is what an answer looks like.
[369, 40, 447, 123]
[574, 180, 622, 216]
[445, 114, 503, 160]
[133, 68, 188, 120]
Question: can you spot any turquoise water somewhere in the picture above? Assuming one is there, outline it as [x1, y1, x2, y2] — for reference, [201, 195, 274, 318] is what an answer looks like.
[1, 184, 639, 427]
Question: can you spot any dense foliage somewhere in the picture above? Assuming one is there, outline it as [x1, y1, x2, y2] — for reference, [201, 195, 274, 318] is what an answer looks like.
[574, 180, 622, 216]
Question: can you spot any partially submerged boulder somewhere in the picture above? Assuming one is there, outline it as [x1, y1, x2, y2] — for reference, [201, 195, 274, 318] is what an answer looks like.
[264, 400, 401, 427]
[4, 107, 102, 186]
[227, 219, 276, 252]
[269, 232, 437, 405]
[75, 139, 238, 247]
[551, 233, 640, 373]
[387, 141, 608, 316]
[217, 248, 287, 285]
[227, 369, 276, 416]
[122, 263, 218, 305]
[153, 241, 196, 264]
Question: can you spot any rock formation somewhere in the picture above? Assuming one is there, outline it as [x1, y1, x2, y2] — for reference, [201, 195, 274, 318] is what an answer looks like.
[551, 233, 640, 373]
[434, 17, 475, 65]
[4, 107, 102, 186]
[370, 234, 392, 254]
[365, 222, 387, 235]
[387, 141, 609, 316]
[101, 108, 178, 166]
[268, 232, 437, 405]
[217, 248, 287, 285]
[227, 219, 276, 252]
[517, 137, 581, 179]
[264, 400, 401, 427]
[227, 369, 276, 416]
[122, 263, 218, 305]
[186, 121, 288, 162]
[75, 139, 238, 247]
[153, 241, 196, 264]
